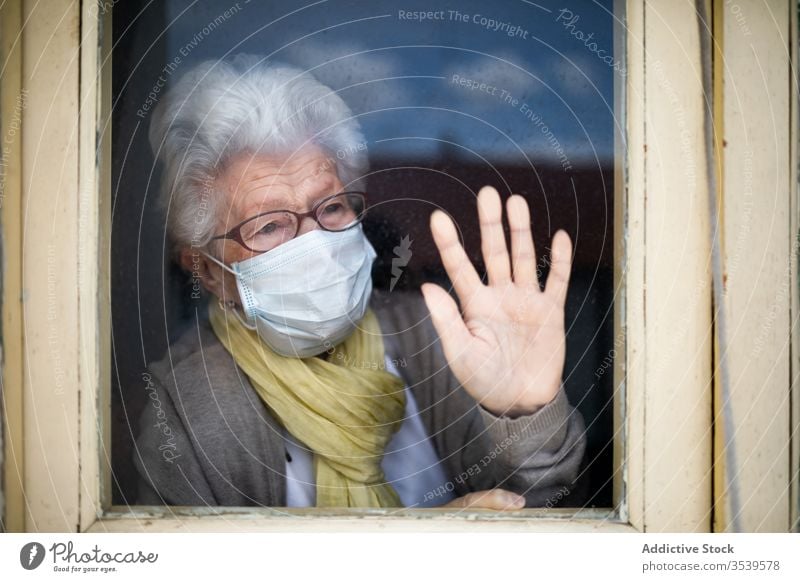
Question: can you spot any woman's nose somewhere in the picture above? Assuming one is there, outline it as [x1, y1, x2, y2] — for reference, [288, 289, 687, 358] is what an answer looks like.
[296, 216, 321, 237]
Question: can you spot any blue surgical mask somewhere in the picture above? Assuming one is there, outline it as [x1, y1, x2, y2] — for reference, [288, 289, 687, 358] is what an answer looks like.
[204, 224, 377, 358]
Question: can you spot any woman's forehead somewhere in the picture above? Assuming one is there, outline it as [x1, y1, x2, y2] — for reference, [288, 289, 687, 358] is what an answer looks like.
[223, 144, 336, 186]
[220, 146, 341, 216]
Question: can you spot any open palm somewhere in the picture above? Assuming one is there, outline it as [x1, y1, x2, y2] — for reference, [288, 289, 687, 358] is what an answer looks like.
[421, 186, 573, 418]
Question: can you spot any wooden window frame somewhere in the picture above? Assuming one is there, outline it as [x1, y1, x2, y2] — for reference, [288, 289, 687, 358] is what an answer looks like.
[1, 0, 796, 533]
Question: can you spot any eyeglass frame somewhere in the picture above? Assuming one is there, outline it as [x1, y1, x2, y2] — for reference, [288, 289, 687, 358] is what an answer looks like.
[208, 190, 368, 254]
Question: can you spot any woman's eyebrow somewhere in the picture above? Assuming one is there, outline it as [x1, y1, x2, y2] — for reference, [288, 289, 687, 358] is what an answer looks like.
[237, 168, 339, 215]
[239, 190, 291, 217]
[240, 187, 337, 218]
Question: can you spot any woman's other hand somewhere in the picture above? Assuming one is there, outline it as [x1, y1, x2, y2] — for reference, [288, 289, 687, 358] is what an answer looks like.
[441, 488, 526, 510]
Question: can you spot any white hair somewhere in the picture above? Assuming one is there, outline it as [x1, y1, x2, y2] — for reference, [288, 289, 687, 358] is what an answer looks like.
[148, 53, 368, 251]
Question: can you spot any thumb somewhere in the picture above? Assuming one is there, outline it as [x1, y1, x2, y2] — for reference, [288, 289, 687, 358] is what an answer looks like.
[420, 283, 472, 359]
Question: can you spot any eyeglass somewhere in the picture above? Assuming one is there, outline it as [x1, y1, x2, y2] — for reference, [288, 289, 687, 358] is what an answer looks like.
[210, 191, 367, 254]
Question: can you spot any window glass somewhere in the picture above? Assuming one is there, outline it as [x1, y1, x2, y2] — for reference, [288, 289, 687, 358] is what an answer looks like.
[111, 0, 618, 509]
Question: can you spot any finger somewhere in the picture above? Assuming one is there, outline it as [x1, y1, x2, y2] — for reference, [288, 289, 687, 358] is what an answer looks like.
[420, 283, 473, 362]
[477, 186, 512, 285]
[443, 489, 525, 510]
[544, 229, 573, 305]
[506, 194, 538, 287]
[429, 209, 482, 303]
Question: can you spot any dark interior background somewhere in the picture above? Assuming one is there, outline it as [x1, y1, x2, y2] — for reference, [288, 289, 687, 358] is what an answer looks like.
[111, 0, 618, 508]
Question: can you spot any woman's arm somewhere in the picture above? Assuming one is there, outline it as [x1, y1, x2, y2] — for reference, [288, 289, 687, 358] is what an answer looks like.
[376, 289, 588, 507]
[418, 185, 589, 506]
[476, 386, 587, 507]
[133, 370, 218, 506]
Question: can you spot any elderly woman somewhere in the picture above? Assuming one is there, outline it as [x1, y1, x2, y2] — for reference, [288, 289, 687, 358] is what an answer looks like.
[134, 54, 587, 510]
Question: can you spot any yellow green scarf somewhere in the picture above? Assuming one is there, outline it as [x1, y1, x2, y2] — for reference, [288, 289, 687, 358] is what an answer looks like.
[208, 300, 406, 508]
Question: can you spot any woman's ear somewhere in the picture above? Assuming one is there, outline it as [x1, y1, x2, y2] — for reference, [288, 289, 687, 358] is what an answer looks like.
[178, 247, 231, 302]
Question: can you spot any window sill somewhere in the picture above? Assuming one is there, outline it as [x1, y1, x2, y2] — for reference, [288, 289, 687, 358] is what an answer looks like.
[85, 506, 629, 532]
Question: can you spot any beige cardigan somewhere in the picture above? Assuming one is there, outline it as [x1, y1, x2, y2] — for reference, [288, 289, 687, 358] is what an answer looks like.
[133, 289, 588, 507]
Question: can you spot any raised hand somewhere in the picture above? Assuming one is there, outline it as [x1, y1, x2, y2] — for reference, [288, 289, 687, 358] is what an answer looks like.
[421, 186, 572, 418]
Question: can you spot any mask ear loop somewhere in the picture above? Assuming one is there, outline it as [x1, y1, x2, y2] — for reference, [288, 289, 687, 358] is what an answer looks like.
[201, 250, 258, 331]
[227, 303, 258, 331]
